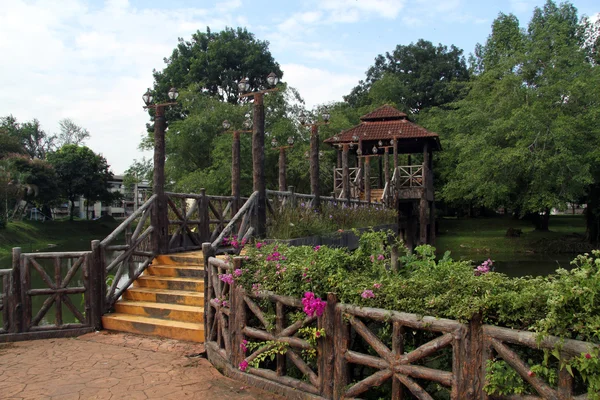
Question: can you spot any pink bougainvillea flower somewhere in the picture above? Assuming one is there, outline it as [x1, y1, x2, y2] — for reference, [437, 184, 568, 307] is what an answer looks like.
[256, 242, 263, 249]
[239, 360, 249, 372]
[302, 292, 326, 317]
[234, 268, 243, 277]
[527, 371, 535, 377]
[370, 255, 375, 263]
[373, 283, 382, 289]
[240, 340, 248, 353]
[219, 274, 234, 285]
[313, 245, 321, 251]
[586, 353, 592, 359]
[361, 289, 375, 299]
[377, 254, 385, 261]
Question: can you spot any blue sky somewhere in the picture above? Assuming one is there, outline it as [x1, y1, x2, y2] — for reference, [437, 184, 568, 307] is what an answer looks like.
[1, 0, 597, 174]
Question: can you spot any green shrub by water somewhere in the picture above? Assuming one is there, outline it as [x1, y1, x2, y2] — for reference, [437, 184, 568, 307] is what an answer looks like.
[266, 203, 396, 239]
[231, 230, 600, 397]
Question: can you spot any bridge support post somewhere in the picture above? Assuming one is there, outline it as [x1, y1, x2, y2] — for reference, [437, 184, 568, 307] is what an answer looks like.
[342, 144, 350, 204]
[90, 240, 104, 330]
[252, 93, 266, 238]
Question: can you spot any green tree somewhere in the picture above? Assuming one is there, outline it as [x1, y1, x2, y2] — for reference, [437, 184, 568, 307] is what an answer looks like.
[0, 115, 55, 160]
[152, 27, 282, 105]
[431, 1, 600, 230]
[123, 158, 152, 191]
[344, 39, 470, 113]
[48, 145, 114, 220]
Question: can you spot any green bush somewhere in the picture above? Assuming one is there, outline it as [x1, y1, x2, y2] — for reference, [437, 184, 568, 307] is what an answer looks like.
[231, 230, 600, 397]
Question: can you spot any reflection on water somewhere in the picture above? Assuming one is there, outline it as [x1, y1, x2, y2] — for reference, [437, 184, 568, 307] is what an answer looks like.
[445, 252, 576, 277]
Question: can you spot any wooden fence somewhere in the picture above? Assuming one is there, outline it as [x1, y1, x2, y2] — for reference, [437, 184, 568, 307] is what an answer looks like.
[203, 252, 596, 400]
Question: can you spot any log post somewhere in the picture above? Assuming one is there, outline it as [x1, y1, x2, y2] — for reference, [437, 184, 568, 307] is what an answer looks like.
[392, 321, 405, 400]
[393, 138, 399, 171]
[288, 186, 296, 209]
[20, 254, 31, 331]
[231, 257, 245, 367]
[276, 300, 286, 376]
[337, 148, 342, 168]
[278, 147, 286, 192]
[202, 243, 216, 340]
[232, 131, 241, 214]
[364, 156, 371, 203]
[333, 303, 350, 400]
[384, 147, 390, 189]
[199, 189, 210, 243]
[9, 247, 21, 333]
[419, 142, 430, 244]
[459, 314, 484, 399]
[152, 104, 169, 255]
[342, 144, 350, 203]
[252, 93, 267, 238]
[320, 293, 337, 398]
[90, 240, 104, 330]
[310, 124, 320, 210]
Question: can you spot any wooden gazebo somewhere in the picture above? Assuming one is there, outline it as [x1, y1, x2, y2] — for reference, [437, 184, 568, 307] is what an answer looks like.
[324, 105, 441, 247]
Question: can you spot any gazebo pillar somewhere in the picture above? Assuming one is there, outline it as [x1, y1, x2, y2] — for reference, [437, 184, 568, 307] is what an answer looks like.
[420, 142, 431, 244]
[393, 138, 398, 171]
[337, 148, 342, 168]
[342, 144, 350, 202]
[384, 147, 390, 187]
[364, 156, 371, 203]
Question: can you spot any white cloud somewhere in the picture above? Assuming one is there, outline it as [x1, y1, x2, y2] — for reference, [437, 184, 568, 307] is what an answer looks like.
[0, 0, 235, 174]
[318, 0, 406, 22]
[281, 63, 358, 109]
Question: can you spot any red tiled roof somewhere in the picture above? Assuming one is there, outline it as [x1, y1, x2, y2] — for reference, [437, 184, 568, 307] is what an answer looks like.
[324, 119, 439, 144]
[360, 105, 408, 121]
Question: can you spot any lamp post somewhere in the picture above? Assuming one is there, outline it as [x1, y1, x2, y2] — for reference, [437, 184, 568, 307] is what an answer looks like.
[142, 87, 179, 255]
[271, 136, 294, 191]
[238, 72, 280, 238]
[222, 117, 252, 213]
[300, 109, 330, 210]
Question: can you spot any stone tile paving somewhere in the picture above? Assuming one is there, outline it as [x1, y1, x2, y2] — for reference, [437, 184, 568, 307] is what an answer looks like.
[0, 331, 284, 400]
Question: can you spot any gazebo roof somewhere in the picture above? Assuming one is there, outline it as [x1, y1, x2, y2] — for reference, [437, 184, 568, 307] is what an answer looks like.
[324, 105, 441, 151]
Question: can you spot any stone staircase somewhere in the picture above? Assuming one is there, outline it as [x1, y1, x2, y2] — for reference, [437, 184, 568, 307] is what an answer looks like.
[102, 252, 207, 343]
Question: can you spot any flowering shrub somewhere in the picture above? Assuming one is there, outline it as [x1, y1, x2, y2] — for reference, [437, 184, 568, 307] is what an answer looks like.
[234, 231, 600, 397]
[222, 235, 247, 249]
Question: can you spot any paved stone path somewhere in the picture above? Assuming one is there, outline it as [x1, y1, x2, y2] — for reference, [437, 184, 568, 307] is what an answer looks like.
[0, 331, 283, 400]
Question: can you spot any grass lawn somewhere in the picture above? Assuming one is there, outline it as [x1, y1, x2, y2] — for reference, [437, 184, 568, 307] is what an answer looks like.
[435, 214, 588, 258]
[0, 218, 120, 262]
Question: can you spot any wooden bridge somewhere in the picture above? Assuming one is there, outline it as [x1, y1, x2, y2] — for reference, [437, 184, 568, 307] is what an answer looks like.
[0, 189, 374, 343]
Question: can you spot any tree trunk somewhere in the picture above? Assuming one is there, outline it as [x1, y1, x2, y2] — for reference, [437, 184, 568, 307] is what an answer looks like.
[585, 184, 600, 245]
[531, 208, 551, 231]
[70, 200, 75, 221]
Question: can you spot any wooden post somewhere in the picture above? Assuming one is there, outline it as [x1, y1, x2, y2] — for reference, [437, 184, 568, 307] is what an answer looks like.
[419, 142, 430, 244]
[384, 147, 390, 189]
[342, 144, 350, 203]
[252, 93, 267, 238]
[365, 156, 371, 203]
[10, 247, 21, 333]
[232, 131, 241, 214]
[310, 124, 320, 210]
[320, 293, 337, 398]
[392, 321, 405, 400]
[393, 138, 399, 170]
[199, 189, 210, 243]
[358, 141, 364, 191]
[90, 240, 104, 330]
[276, 301, 286, 376]
[459, 314, 484, 399]
[288, 186, 296, 208]
[378, 155, 383, 189]
[231, 257, 247, 367]
[336, 148, 342, 168]
[152, 104, 169, 255]
[202, 243, 215, 341]
[333, 302, 350, 399]
[20, 254, 30, 332]
[278, 147, 286, 192]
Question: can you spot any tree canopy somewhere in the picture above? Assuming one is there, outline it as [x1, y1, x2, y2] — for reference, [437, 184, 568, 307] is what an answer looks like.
[48, 145, 114, 220]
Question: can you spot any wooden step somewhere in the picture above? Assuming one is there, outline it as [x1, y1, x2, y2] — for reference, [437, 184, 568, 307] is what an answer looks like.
[123, 288, 204, 306]
[114, 300, 204, 323]
[146, 264, 205, 278]
[102, 313, 204, 343]
[153, 252, 204, 266]
[134, 276, 204, 291]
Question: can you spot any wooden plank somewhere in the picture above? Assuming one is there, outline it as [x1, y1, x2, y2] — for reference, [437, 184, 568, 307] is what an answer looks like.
[100, 195, 156, 246]
[345, 369, 392, 398]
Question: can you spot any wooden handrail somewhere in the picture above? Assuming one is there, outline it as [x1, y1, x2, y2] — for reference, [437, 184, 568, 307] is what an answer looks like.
[100, 194, 157, 247]
[211, 191, 258, 250]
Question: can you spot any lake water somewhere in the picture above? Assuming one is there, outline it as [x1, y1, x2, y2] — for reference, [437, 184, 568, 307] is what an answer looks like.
[445, 252, 576, 277]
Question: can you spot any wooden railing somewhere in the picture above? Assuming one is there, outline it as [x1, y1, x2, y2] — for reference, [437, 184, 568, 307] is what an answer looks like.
[100, 194, 157, 311]
[396, 165, 424, 187]
[203, 253, 597, 400]
[266, 189, 373, 215]
[209, 191, 258, 254]
[382, 167, 400, 207]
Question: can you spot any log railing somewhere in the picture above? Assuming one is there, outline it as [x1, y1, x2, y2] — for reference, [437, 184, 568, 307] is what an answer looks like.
[382, 167, 400, 207]
[209, 191, 258, 254]
[100, 194, 157, 311]
[202, 251, 598, 400]
[396, 165, 424, 187]
[266, 189, 373, 215]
